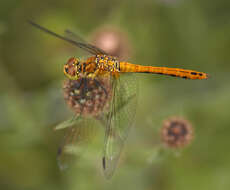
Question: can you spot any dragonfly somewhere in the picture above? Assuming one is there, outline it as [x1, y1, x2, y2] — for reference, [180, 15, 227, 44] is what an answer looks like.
[29, 20, 208, 179]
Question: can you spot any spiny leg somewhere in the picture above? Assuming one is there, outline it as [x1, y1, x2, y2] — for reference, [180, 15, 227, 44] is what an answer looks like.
[94, 79, 108, 98]
[72, 78, 83, 90]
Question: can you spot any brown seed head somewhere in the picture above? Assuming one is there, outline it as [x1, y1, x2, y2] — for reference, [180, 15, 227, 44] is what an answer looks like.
[63, 77, 112, 117]
[161, 117, 193, 148]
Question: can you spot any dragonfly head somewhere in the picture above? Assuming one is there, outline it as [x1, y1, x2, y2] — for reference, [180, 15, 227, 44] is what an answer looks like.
[64, 57, 81, 80]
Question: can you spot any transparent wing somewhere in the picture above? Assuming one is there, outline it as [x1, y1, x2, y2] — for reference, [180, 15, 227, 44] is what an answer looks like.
[28, 20, 107, 55]
[56, 116, 97, 170]
[64, 29, 108, 55]
[102, 74, 138, 179]
[64, 29, 87, 44]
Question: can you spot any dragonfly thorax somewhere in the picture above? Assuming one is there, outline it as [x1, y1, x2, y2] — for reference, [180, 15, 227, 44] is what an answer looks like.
[64, 55, 121, 80]
[95, 54, 120, 77]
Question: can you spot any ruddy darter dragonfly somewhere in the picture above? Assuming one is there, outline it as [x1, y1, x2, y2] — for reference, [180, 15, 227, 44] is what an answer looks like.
[29, 21, 208, 179]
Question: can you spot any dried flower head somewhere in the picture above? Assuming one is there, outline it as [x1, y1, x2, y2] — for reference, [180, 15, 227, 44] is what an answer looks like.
[90, 26, 131, 60]
[63, 77, 112, 117]
[161, 117, 193, 148]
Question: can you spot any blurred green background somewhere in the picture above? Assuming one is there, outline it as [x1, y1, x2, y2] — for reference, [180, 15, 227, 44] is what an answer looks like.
[0, 0, 230, 189]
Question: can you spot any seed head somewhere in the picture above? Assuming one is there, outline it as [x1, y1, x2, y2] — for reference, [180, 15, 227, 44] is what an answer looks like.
[63, 77, 112, 117]
[161, 117, 193, 148]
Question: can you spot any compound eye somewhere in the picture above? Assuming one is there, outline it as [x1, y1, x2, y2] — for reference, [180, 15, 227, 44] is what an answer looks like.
[66, 57, 79, 67]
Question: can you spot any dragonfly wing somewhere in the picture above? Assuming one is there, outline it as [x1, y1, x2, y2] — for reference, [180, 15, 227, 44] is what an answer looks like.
[28, 20, 107, 55]
[64, 29, 107, 55]
[103, 74, 138, 179]
[64, 29, 87, 44]
[56, 116, 97, 170]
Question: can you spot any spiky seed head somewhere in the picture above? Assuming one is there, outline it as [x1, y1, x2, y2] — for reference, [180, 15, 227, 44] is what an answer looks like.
[161, 116, 194, 148]
[63, 77, 112, 117]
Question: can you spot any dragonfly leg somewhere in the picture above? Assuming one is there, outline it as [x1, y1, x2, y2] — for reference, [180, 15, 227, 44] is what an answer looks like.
[93, 79, 108, 98]
[72, 78, 83, 90]
[81, 78, 88, 98]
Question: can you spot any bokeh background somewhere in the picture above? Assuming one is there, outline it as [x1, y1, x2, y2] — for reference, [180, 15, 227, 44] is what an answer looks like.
[0, 0, 230, 189]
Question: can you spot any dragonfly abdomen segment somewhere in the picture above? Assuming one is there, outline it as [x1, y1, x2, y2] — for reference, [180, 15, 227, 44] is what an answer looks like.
[119, 62, 208, 80]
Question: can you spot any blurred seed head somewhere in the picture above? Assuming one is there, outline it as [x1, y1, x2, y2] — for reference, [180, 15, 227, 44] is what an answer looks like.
[63, 77, 112, 117]
[161, 117, 193, 148]
[90, 26, 131, 60]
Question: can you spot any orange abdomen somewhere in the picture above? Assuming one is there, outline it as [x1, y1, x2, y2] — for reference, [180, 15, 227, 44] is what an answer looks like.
[119, 62, 208, 80]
